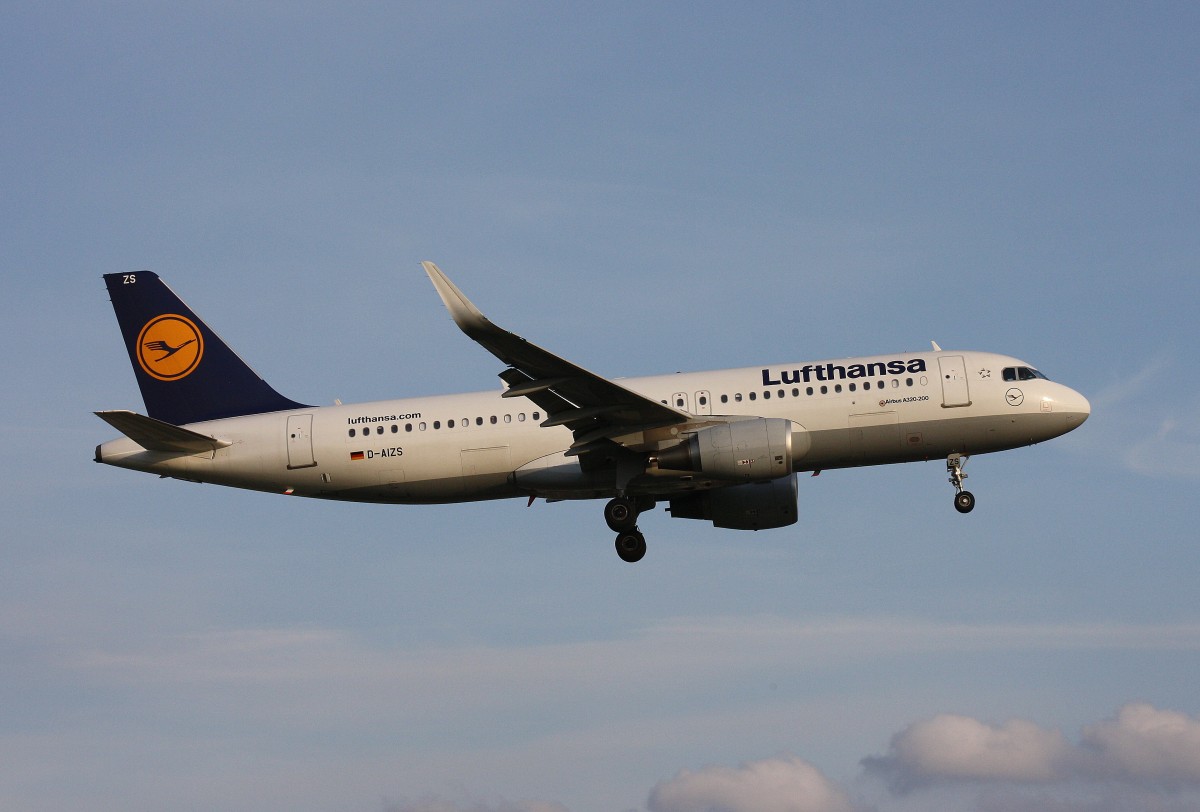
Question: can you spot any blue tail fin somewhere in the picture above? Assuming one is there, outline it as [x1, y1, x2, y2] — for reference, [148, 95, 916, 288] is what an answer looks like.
[103, 271, 308, 424]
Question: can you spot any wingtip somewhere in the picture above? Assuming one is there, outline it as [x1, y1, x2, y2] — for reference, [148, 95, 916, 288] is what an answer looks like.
[421, 261, 490, 333]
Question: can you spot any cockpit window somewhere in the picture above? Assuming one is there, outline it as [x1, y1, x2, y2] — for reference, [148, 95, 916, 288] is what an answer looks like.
[1002, 366, 1049, 382]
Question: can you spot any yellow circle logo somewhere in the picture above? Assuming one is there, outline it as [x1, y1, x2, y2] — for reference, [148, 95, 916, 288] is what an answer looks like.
[137, 314, 204, 381]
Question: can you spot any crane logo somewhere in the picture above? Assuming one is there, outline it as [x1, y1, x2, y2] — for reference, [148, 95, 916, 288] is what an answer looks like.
[136, 314, 204, 381]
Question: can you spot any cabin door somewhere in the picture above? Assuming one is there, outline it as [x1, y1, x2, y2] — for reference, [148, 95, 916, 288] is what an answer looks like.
[286, 414, 317, 469]
[938, 356, 971, 408]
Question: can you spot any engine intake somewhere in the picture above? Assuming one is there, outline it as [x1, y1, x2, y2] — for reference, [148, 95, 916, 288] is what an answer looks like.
[656, 417, 794, 481]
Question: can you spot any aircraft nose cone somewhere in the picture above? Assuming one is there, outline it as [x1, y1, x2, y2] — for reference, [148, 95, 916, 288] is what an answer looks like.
[1065, 388, 1091, 424]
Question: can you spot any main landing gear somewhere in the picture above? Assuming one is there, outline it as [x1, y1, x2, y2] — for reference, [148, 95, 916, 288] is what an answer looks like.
[947, 453, 975, 514]
[615, 528, 647, 563]
[605, 496, 652, 562]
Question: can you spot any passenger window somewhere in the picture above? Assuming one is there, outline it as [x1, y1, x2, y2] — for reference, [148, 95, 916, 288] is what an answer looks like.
[906, 378, 913, 387]
[504, 414, 511, 423]
[433, 421, 440, 430]
[376, 425, 384, 435]
[749, 392, 757, 401]
[863, 382, 871, 390]
[476, 417, 483, 426]
[763, 391, 771, 400]
[490, 416, 497, 424]
[392, 424, 399, 433]
[419, 422, 427, 431]
[518, 413, 526, 422]
[834, 384, 842, 393]
[348, 428, 356, 437]
[447, 420, 454, 429]
[533, 412, 540, 421]
[848, 383, 856, 392]
[735, 393, 743, 402]
[806, 387, 814, 396]
[406, 423, 413, 432]
[820, 385, 828, 394]
[699, 395, 708, 406]
[721, 394, 729, 404]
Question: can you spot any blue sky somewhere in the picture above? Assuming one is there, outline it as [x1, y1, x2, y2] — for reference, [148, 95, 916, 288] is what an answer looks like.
[3, 3, 1199, 811]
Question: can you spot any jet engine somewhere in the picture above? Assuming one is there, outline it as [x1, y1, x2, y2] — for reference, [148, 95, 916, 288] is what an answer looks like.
[655, 417, 794, 481]
[668, 475, 798, 530]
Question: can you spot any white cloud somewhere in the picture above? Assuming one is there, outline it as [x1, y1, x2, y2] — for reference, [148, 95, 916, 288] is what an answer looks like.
[1123, 412, 1200, 480]
[1077, 703, 1200, 787]
[647, 755, 857, 812]
[1068, 353, 1200, 479]
[864, 703, 1200, 793]
[1091, 355, 1171, 410]
[864, 714, 1073, 790]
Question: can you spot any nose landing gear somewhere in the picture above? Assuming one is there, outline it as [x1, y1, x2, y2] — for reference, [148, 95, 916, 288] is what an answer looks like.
[947, 454, 975, 513]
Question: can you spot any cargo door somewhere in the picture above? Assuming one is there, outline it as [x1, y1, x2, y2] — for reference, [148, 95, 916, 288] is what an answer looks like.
[849, 412, 900, 460]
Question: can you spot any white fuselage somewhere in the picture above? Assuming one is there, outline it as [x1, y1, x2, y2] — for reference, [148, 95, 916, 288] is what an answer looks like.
[95, 350, 1091, 504]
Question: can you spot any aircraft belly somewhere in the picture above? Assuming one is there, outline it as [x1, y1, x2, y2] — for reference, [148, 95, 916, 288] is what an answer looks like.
[801, 412, 1066, 470]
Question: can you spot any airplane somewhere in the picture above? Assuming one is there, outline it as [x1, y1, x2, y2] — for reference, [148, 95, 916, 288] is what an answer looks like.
[94, 264, 1091, 562]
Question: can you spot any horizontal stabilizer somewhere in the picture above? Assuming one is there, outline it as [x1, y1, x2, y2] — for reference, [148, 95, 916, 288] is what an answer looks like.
[95, 410, 231, 454]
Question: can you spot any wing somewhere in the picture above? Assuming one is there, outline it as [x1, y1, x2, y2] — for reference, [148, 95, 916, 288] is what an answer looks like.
[422, 262, 688, 458]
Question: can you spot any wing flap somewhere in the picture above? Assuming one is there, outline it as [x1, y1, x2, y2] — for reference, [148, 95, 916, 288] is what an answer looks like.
[95, 410, 232, 454]
[499, 376, 575, 399]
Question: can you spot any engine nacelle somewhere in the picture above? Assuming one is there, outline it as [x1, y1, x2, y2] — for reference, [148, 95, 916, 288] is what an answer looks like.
[668, 475, 798, 530]
[655, 417, 794, 481]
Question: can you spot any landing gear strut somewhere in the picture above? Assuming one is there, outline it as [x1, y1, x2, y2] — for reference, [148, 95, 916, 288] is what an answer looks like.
[947, 453, 975, 514]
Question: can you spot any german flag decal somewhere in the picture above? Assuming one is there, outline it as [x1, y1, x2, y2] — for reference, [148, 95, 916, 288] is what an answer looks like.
[350, 451, 365, 461]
